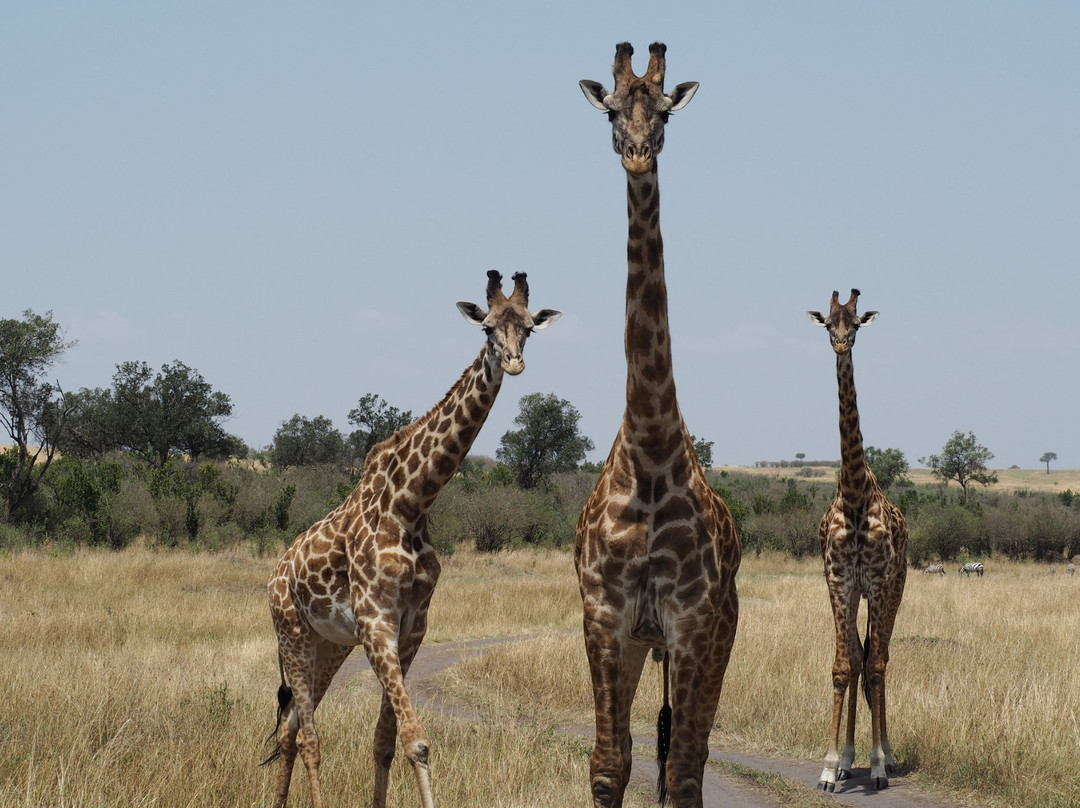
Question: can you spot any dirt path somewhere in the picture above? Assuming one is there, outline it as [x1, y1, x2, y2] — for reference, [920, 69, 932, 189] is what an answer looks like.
[329, 636, 963, 808]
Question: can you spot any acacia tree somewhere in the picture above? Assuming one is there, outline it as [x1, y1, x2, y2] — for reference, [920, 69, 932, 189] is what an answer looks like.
[497, 392, 595, 489]
[347, 393, 413, 466]
[1040, 452, 1057, 475]
[865, 446, 911, 489]
[691, 435, 714, 467]
[271, 414, 344, 468]
[921, 430, 998, 503]
[0, 310, 78, 519]
[110, 360, 234, 468]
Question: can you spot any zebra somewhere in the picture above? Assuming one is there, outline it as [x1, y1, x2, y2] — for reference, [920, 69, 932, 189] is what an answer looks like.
[959, 562, 984, 577]
[923, 563, 946, 575]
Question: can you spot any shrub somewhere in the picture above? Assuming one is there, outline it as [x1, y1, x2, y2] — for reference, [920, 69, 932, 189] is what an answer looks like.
[907, 501, 989, 566]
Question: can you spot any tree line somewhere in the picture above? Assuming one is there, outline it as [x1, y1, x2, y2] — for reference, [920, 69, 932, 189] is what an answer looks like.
[1, 309, 1075, 564]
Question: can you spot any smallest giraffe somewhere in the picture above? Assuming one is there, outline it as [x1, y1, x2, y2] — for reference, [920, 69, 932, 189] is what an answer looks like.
[808, 290, 908, 792]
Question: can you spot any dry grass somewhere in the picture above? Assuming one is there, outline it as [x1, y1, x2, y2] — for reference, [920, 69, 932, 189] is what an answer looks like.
[0, 546, 643, 808]
[3, 545, 1077, 807]
[719, 464, 1080, 495]
[443, 552, 1080, 808]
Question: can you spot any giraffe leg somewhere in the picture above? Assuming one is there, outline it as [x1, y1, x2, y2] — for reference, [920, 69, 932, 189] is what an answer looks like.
[371, 609, 429, 808]
[582, 617, 648, 808]
[819, 589, 858, 792]
[866, 582, 903, 789]
[684, 589, 738, 803]
[362, 619, 434, 808]
[663, 603, 733, 808]
[269, 698, 299, 808]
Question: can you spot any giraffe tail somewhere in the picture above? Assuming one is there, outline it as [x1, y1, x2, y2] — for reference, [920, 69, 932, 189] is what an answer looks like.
[260, 656, 294, 767]
[860, 614, 872, 710]
[656, 651, 672, 806]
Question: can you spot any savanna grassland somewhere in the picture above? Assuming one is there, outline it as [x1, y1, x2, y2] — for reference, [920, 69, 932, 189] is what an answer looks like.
[1, 546, 1077, 808]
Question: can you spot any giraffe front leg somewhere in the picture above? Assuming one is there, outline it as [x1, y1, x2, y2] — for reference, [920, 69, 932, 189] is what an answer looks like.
[582, 618, 648, 808]
[363, 621, 434, 808]
[817, 677, 846, 792]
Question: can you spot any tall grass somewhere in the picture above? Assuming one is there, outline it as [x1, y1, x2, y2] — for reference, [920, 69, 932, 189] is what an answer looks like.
[0, 547, 645, 808]
[2, 546, 1076, 807]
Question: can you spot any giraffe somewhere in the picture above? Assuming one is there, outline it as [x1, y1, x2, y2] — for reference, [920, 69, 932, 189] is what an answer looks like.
[575, 42, 741, 808]
[807, 289, 908, 791]
[263, 270, 560, 808]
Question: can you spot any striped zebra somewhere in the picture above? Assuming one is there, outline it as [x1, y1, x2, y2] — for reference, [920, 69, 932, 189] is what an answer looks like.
[958, 562, 984, 577]
[923, 563, 946, 575]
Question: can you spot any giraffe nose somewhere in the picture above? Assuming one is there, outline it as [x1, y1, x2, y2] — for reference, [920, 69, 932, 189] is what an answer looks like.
[502, 352, 525, 375]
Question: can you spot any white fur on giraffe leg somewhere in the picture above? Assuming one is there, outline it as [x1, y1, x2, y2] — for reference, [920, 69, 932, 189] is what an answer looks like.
[817, 753, 839, 792]
[838, 743, 855, 781]
[883, 738, 896, 774]
[869, 746, 889, 789]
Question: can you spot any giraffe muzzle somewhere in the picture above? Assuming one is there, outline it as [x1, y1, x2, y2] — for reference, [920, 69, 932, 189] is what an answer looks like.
[621, 146, 655, 175]
[502, 355, 525, 375]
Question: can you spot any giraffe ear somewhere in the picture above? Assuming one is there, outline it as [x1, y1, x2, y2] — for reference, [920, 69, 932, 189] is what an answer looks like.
[580, 80, 612, 111]
[859, 311, 880, 326]
[807, 311, 827, 327]
[530, 309, 562, 330]
[456, 302, 487, 326]
[663, 81, 699, 112]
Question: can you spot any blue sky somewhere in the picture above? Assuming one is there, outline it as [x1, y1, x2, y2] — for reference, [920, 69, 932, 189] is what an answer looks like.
[5, 2, 1078, 469]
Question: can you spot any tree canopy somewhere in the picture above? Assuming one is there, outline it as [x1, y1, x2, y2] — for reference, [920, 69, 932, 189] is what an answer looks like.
[496, 392, 595, 489]
[691, 436, 714, 468]
[865, 446, 911, 489]
[1040, 452, 1057, 474]
[0, 310, 77, 519]
[921, 430, 998, 502]
[347, 393, 413, 466]
[271, 414, 345, 468]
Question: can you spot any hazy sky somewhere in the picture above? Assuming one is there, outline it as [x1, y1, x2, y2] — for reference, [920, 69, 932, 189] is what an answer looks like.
[5, 3, 1078, 469]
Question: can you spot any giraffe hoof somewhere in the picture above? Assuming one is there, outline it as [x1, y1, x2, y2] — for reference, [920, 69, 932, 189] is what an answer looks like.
[817, 780, 835, 793]
[837, 768, 852, 781]
[872, 777, 889, 790]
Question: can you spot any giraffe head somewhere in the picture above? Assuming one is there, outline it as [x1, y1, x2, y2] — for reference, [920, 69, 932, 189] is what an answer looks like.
[457, 270, 561, 376]
[807, 289, 879, 355]
[580, 41, 699, 175]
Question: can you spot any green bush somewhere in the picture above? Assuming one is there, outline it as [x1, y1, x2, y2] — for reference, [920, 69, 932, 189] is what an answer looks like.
[907, 501, 989, 566]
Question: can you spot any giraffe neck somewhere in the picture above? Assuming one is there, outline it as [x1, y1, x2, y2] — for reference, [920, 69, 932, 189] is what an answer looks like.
[382, 346, 503, 517]
[835, 351, 871, 494]
[622, 168, 680, 441]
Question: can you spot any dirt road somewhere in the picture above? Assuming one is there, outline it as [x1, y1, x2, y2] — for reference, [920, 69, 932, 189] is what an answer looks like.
[330, 636, 963, 808]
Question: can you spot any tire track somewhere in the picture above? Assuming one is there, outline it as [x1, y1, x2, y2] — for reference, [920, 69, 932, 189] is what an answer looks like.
[330, 635, 963, 808]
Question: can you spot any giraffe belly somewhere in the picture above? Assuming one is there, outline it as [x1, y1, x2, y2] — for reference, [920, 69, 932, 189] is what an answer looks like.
[306, 603, 361, 647]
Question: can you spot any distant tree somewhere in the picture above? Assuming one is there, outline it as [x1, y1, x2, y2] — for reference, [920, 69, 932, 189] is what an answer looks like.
[56, 387, 118, 458]
[795, 452, 806, 462]
[692, 436, 714, 467]
[346, 393, 413, 466]
[109, 361, 234, 468]
[1040, 452, 1058, 475]
[0, 310, 78, 519]
[921, 430, 998, 503]
[865, 446, 911, 489]
[496, 393, 595, 489]
[271, 414, 345, 468]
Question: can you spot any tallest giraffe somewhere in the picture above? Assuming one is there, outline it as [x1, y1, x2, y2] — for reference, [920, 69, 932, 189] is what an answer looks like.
[575, 42, 740, 808]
